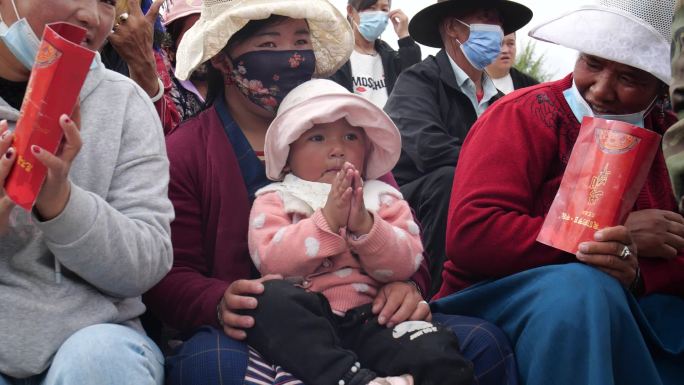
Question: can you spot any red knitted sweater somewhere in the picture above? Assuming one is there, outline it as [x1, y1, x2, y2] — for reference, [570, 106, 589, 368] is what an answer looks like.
[436, 74, 684, 299]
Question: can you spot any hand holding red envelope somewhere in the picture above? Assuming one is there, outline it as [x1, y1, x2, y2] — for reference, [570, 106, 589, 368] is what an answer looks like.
[3, 22, 95, 211]
[537, 117, 661, 254]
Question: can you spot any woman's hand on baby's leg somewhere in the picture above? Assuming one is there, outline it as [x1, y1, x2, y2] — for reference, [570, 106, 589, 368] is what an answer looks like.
[372, 281, 432, 328]
[218, 274, 282, 340]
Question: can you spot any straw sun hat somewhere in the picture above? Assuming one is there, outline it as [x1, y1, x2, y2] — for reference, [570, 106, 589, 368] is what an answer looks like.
[529, 0, 674, 85]
[174, 0, 353, 81]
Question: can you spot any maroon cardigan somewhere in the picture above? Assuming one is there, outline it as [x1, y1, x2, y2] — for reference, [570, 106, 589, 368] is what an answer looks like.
[144, 105, 430, 332]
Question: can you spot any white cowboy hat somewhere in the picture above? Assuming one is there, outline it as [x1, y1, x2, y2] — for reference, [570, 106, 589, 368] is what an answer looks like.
[265, 79, 401, 181]
[174, 0, 353, 81]
[529, 0, 674, 85]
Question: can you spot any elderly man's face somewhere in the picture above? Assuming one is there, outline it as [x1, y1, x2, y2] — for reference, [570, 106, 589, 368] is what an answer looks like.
[574, 53, 661, 115]
[440, 7, 502, 54]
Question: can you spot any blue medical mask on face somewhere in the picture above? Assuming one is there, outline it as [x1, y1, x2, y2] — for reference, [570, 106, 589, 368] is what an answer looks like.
[356, 11, 389, 42]
[563, 81, 651, 128]
[456, 20, 503, 71]
[0, 1, 41, 70]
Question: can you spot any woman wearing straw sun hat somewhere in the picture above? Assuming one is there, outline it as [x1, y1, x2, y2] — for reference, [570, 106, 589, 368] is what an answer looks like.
[143, 1, 518, 384]
[431, 0, 684, 384]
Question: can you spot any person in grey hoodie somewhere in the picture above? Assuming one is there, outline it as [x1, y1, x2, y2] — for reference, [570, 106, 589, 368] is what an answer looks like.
[0, 1, 173, 384]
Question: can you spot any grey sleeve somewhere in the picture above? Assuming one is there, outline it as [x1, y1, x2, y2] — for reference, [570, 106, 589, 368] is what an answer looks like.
[35, 86, 174, 298]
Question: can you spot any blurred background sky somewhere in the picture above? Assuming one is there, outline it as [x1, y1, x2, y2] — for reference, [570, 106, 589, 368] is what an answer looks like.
[329, 0, 599, 80]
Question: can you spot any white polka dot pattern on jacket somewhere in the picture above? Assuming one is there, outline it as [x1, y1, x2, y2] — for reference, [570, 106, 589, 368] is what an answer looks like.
[247, 189, 425, 316]
[305, 237, 320, 257]
[272, 227, 287, 244]
[406, 221, 420, 236]
[414, 254, 423, 270]
[381, 195, 395, 206]
[373, 269, 395, 279]
[252, 249, 261, 269]
[352, 283, 370, 293]
[252, 213, 266, 229]
[393, 226, 407, 239]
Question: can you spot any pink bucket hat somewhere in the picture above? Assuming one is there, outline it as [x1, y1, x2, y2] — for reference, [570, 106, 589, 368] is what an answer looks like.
[163, 0, 203, 27]
[265, 79, 401, 181]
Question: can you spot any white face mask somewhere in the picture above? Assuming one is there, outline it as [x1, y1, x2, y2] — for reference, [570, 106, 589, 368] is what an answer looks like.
[562, 81, 654, 128]
[0, 0, 41, 70]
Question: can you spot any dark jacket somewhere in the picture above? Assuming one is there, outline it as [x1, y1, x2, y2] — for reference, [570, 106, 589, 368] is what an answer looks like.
[385, 50, 504, 186]
[329, 37, 421, 96]
[510, 67, 539, 90]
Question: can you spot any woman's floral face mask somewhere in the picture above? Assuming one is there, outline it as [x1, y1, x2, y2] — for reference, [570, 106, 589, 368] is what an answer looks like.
[229, 50, 316, 112]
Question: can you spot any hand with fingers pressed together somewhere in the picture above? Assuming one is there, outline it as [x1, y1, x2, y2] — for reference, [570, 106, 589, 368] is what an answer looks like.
[321, 162, 355, 233]
[346, 163, 374, 235]
[107, 0, 164, 98]
[624, 209, 684, 259]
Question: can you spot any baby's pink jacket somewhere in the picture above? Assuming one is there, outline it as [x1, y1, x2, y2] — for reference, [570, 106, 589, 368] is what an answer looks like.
[248, 183, 424, 314]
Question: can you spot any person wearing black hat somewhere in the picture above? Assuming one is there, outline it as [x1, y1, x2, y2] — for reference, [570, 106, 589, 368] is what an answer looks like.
[384, 0, 533, 296]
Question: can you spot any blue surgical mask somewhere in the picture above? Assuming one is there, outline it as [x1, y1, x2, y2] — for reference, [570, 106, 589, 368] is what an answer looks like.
[356, 11, 389, 42]
[0, 1, 41, 70]
[563, 81, 651, 128]
[456, 20, 503, 71]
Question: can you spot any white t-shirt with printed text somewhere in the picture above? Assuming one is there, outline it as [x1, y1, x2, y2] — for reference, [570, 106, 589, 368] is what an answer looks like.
[350, 50, 388, 107]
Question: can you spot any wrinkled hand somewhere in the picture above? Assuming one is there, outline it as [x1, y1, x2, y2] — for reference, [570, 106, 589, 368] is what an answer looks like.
[0, 121, 16, 234]
[372, 281, 431, 328]
[33, 109, 82, 221]
[389, 9, 409, 39]
[217, 274, 282, 340]
[624, 209, 684, 259]
[576, 226, 639, 288]
[322, 164, 353, 233]
[347, 164, 373, 235]
[108, 0, 163, 97]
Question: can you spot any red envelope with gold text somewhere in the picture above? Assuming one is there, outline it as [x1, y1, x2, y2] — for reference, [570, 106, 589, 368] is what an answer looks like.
[537, 117, 661, 254]
[4, 22, 95, 210]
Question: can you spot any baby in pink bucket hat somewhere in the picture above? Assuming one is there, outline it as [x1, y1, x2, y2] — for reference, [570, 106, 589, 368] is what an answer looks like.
[243, 79, 473, 385]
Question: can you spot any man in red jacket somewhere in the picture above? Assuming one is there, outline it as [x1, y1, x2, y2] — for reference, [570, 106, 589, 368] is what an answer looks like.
[432, 1, 684, 385]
